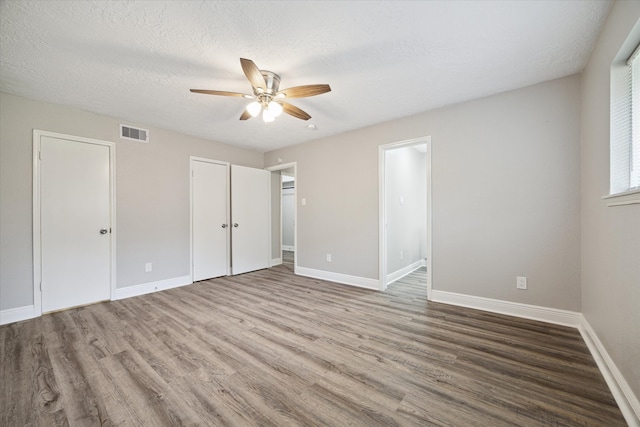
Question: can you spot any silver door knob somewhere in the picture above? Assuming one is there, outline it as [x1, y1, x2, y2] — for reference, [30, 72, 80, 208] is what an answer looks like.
[100, 228, 108, 235]
[221, 224, 228, 228]
[233, 223, 239, 228]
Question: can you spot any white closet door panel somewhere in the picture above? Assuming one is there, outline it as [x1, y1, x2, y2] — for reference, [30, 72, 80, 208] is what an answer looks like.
[192, 161, 228, 281]
[40, 135, 111, 312]
[231, 165, 270, 275]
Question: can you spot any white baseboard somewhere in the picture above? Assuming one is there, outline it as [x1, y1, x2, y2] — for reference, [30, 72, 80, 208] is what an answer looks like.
[295, 266, 379, 290]
[113, 275, 192, 300]
[0, 305, 36, 325]
[387, 260, 424, 285]
[430, 290, 581, 328]
[579, 316, 640, 426]
[282, 245, 295, 251]
[271, 257, 283, 267]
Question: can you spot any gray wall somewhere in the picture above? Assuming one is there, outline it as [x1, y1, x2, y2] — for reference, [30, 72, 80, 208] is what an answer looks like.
[265, 74, 582, 311]
[282, 187, 295, 248]
[581, 0, 640, 401]
[270, 170, 282, 260]
[0, 92, 263, 310]
[385, 146, 426, 274]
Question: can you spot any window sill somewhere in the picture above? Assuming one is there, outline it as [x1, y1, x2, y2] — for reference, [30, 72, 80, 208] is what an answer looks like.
[602, 188, 640, 207]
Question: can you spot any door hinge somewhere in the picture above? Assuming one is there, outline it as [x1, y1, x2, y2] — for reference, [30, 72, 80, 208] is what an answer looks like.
[38, 151, 42, 161]
[39, 281, 42, 291]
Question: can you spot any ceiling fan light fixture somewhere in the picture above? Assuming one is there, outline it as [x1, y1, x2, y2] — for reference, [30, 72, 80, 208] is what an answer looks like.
[268, 101, 283, 117]
[262, 108, 275, 123]
[246, 101, 262, 117]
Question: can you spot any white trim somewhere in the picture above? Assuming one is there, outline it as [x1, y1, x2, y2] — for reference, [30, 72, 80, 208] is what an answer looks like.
[379, 136, 432, 296]
[271, 257, 283, 267]
[0, 305, 37, 325]
[602, 188, 640, 199]
[282, 245, 295, 251]
[607, 199, 640, 207]
[430, 290, 581, 328]
[296, 266, 379, 290]
[113, 275, 192, 300]
[579, 317, 640, 426]
[33, 130, 116, 317]
[189, 157, 231, 282]
[387, 259, 424, 285]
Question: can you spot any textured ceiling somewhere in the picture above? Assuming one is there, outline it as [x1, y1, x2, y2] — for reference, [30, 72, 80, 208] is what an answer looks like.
[0, 1, 612, 152]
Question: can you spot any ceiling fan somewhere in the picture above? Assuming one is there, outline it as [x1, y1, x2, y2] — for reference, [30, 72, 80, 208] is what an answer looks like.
[190, 58, 331, 123]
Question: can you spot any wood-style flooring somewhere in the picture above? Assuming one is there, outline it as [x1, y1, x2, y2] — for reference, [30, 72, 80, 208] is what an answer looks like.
[1, 264, 626, 426]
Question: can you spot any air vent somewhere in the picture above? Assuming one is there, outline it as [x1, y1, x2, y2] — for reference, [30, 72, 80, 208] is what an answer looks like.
[120, 124, 149, 143]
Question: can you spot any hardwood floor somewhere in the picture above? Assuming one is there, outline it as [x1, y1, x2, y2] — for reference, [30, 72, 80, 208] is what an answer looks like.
[1, 266, 626, 426]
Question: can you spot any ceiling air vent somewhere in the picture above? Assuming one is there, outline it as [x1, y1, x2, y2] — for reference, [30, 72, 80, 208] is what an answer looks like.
[120, 124, 149, 143]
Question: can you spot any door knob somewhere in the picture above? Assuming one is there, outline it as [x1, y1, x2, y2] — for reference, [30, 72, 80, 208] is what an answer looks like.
[233, 223, 239, 228]
[99, 228, 108, 235]
[221, 224, 228, 228]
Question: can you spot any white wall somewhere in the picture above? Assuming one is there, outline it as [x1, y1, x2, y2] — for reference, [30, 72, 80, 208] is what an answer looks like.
[0, 92, 263, 311]
[265, 74, 582, 311]
[581, 0, 640, 405]
[385, 146, 426, 275]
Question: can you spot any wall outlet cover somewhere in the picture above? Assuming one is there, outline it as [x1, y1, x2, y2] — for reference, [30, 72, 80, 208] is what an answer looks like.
[516, 276, 527, 289]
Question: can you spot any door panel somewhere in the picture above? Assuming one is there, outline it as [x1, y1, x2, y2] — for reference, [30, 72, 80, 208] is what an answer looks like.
[40, 135, 111, 312]
[192, 161, 228, 281]
[231, 165, 270, 275]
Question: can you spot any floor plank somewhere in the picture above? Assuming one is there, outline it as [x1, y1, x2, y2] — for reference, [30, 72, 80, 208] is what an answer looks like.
[0, 266, 627, 426]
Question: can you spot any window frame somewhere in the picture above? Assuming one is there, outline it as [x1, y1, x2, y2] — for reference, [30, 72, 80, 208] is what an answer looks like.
[608, 24, 640, 201]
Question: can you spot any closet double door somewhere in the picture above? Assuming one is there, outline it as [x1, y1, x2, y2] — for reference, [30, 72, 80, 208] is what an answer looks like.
[191, 160, 270, 281]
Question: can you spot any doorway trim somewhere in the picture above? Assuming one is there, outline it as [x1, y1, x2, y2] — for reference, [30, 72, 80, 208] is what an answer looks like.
[379, 136, 432, 299]
[32, 130, 116, 316]
[266, 162, 297, 274]
[189, 156, 231, 282]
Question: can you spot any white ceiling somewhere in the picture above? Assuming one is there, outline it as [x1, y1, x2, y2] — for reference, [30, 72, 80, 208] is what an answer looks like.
[0, 1, 611, 152]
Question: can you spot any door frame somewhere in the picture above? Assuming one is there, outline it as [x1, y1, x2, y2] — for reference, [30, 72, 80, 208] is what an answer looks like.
[266, 162, 297, 273]
[32, 130, 116, 316]
[379, 136, 432, 298]
[189, 156, 231, 281]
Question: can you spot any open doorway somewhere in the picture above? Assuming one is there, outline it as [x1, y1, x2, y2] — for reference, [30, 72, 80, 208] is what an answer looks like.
[281, 170, 295, 266]
[379, 137, 432, 298]
[267, 162, 297, 272]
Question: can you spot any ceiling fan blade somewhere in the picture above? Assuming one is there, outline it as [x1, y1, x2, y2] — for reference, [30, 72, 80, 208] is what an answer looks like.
[281, 102, 311, 120]
[277, 84, 331, 98]
[240, 58, 266, 91]
[190, 89, 250, 97]
[239, 109, 252, 120]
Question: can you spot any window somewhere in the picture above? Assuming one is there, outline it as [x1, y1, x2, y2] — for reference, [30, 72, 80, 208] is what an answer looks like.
[611, 43, 640, 195]
[631, 47, 640, 190]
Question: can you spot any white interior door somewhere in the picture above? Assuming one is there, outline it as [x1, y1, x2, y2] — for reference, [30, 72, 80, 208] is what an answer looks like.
[231, 165, 270, 275]
[39, 135, 112, 313]
[192, 160, 229, 281]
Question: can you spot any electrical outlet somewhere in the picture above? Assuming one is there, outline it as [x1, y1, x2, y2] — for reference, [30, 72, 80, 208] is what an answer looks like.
[326, 253, 332, 262]
[400, 251, 403, 260]
[145, 262, 152, 273]
[517, 276, 527, 290]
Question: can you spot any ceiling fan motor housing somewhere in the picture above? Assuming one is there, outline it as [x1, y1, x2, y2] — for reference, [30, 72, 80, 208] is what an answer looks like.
[257, 71, 280, 97]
